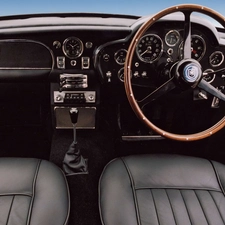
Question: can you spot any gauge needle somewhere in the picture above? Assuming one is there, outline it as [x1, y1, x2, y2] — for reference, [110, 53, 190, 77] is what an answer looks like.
[140, 46, 152, 56]
[70, 43, 78, 48]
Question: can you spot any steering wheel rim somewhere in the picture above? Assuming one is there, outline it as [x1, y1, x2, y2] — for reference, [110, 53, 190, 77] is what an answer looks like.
[124, 4, 225, 141]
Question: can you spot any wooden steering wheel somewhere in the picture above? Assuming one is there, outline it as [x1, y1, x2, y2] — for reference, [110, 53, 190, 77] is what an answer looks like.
[124, 4, 225, 141]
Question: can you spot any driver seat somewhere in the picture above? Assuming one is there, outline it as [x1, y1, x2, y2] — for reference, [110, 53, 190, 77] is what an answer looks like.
[99, 154, 225, 225]
[0, 158, 69, 225]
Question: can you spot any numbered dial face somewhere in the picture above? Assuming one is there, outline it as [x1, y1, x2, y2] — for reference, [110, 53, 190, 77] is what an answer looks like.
[165, 30, 180, 46]
[136, 34, 163, 63]
[179, 35, 206, 61]
[63, 37, 84, 59]
[209, 51, 224, 67]
[114, 49, 127, 65]
[203, 69, 215, 83]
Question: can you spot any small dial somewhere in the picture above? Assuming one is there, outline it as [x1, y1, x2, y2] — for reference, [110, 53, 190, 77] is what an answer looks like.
[203, 69, 215, 83]
[118, 68, 132, 82]
[136, 34, 163, 63]
[179, 35, 206, 61]
[209, 51, 224, 67]
[62, 37, 84, 59]
[165, 30, 180, 47]
[114, 49, 127, 65]
[118, 68, 125, 82]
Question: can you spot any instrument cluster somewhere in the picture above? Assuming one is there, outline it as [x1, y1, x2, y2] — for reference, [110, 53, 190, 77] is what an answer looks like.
[108, 28, 225, 83]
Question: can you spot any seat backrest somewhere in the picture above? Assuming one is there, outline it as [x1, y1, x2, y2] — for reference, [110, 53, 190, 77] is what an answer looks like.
[99, 154, 225, 225]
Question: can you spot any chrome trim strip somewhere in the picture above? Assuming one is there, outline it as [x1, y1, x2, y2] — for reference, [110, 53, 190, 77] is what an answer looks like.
[0, 67, 52, 70]
[122, 135, 164, 141]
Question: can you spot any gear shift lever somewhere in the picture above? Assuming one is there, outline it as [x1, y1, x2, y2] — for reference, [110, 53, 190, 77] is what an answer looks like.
[63, 108, 88, 175]
[70, 108, 79, 143]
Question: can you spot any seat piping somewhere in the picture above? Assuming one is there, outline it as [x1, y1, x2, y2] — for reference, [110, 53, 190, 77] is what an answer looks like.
[122, 157, 141, 225]
[26, 159, 41, 225]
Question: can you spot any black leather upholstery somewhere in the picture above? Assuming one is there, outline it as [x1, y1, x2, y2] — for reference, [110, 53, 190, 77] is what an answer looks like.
[99, 154, 225, 225]
[0, 158, 69, 225]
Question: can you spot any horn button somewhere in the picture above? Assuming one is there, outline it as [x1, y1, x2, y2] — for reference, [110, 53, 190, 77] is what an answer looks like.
[175, 59, 202, 88]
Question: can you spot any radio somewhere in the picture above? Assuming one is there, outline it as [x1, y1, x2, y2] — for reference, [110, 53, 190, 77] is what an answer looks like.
[54, 91, 96, 104]
[59, 73, 88, 90]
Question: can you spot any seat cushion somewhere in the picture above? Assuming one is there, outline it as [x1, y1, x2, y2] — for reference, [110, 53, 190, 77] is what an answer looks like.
[99, 154, 225, 225]
[0, 158, 69, 225]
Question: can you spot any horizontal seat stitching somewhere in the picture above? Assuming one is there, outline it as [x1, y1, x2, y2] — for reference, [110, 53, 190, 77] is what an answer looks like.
[135, 187, 222, 192]
[0, 193, 32, 197]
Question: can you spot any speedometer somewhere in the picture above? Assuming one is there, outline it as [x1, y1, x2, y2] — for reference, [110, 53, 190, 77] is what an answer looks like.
[136, 34, 163, 63]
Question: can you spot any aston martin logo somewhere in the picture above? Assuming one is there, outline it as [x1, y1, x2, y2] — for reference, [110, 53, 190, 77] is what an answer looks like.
[184, 64, 199, 82]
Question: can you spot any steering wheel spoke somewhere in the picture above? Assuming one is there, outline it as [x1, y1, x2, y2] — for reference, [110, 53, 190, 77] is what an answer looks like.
[198, 79, 225, 101]
[137, 77, 176, 108]
[183, 11, 192, 59]
[124, 4, 225, 141]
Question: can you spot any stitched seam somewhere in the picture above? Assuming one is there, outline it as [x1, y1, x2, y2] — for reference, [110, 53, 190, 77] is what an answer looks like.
[0, 193, 32, 197]
[150, 189, 160, 225]
[121, 157, 141, 225]
[98, 158, 118, 225]
[135, 186, 220, 192]
[180, 190, 193, 225]
[6, 195, 15, 225]
[208, 191, 225, 224]
[165, 189, 177, 225]
[60, 167, 70, 225]
[26, 159, 42, 225]
[194, 190, 209, 225]
[209, 160, 225, 196]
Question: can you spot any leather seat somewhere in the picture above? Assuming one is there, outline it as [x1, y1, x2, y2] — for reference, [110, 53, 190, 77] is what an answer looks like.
[0, 158, 69, 225]
[99, 154, 225, 225]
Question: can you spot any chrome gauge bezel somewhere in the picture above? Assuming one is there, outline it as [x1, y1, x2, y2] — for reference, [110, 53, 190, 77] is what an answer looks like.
[179, 34, 206, 61]
[118, 67, 132, 82]
[209, 51, 224, 67]
[191, 35, 206, 61]
[114, 49, 127, 65]
[136, 33, 163, 64]
[203, 69, 215, 83]
[118, 68, 125, 82]
[62, 37, 84, 59]
[165, 30, 180, 47]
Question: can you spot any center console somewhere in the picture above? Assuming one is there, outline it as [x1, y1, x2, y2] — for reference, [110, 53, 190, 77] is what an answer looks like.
[51, 72, 99, 129]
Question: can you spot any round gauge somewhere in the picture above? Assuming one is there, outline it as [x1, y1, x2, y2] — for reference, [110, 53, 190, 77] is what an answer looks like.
[179, 35, 206, 61]
[203, 69, 215, 83]
[118, 68, 132, 82]
[136, 34, 163, 63]
[114, 49, 127, 65]
[209, 51, 224, 67]
[118, 68, 125, 82]
[165, 30, 180, 46]
[62, 37, 84, 59]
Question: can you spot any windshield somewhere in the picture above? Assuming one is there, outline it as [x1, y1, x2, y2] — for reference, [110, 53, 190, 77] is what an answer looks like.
[1, 0, 225, 17]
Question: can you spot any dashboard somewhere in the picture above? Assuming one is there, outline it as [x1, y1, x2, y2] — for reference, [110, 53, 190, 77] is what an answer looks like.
[0, 12, 225, 132]
[96, 20, 225, 89]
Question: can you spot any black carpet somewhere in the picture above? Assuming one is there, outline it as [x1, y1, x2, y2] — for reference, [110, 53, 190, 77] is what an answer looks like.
[50, 128, 116, 225]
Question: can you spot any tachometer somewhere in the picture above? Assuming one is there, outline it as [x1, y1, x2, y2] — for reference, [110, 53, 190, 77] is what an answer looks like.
[63, 37, 84, 59]
[136, 34, 163, 63]
[179, 35, 206, 61]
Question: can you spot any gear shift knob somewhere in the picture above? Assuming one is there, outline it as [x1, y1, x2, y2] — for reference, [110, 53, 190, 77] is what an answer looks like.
[69, 108, 79, 124]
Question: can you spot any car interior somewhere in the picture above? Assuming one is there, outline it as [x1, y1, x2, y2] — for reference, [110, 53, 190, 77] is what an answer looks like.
[1, 3, 225, 225]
